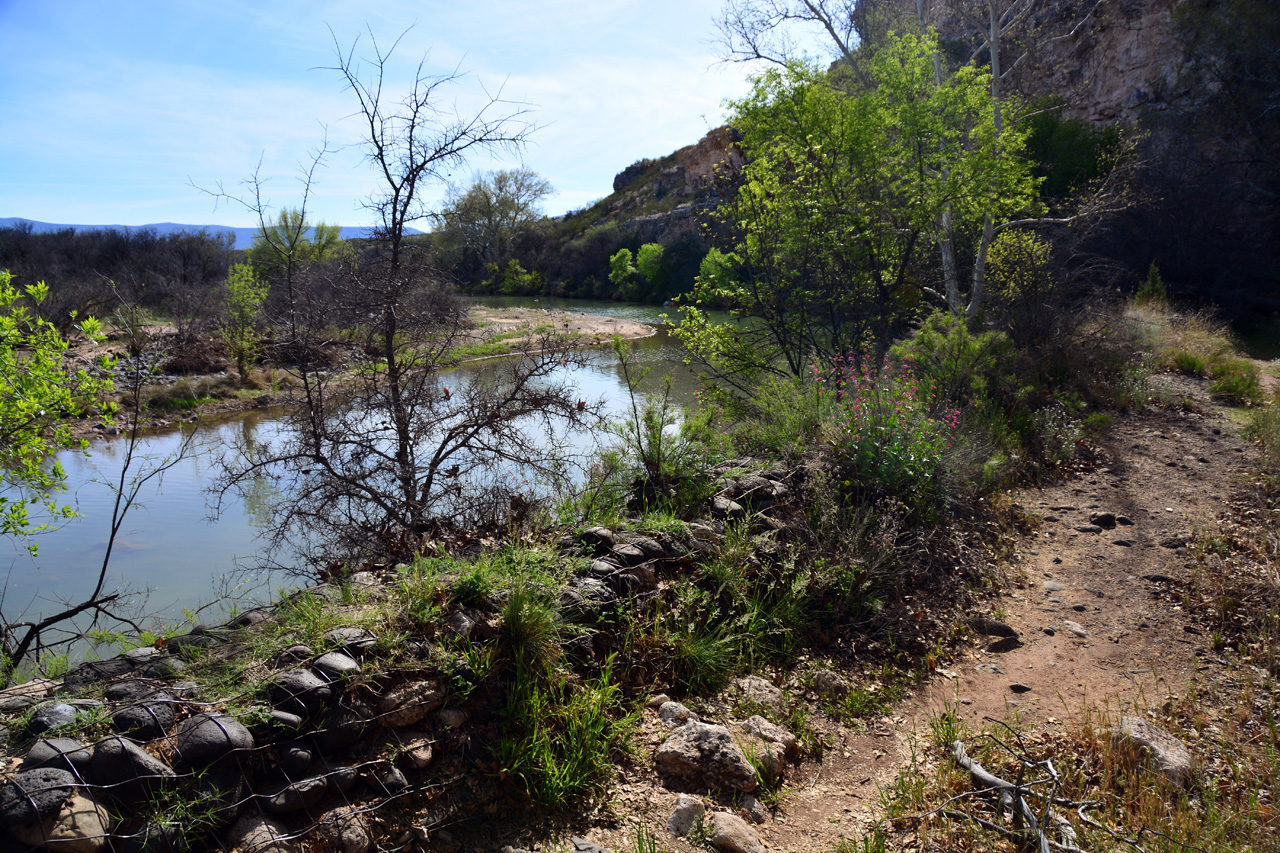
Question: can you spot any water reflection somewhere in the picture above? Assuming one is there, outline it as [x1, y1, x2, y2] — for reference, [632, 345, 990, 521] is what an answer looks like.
[1, 300, 705, 628]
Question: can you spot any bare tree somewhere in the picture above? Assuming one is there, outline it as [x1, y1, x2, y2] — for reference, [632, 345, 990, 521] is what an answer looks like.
[215, 29, 603, 565]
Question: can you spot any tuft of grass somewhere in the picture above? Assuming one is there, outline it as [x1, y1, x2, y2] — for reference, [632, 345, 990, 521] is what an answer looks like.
[1208, 356, 1265, 405]
[498, 584, 564, 674]
[1170, 349, 1208, 375]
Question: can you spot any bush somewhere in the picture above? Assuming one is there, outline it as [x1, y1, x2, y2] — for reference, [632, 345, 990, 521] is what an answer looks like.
[1209, 357, 1264, 405]
[1171, 350, 1208, 375]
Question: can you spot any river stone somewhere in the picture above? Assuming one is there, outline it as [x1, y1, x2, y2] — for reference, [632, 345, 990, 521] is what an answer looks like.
[323, 627, 377, 655]
[279, 742, 314, 779]
[0, 767, 77, 825]
[578, 526, 615, 554]
[320, 761, 359, 795]
[226, 814, 296, 853]
[733, 675, 784, 712]
[111, 690, 177, 741]
[655, 721, 758, 792]
[318, 805, 372, 853]
[710, 496, 746, 521]
[174, 713, 255, 768]
[258, 776, 327, 815]
[22, 738, 93, 777]
[272, 645, 314, 667]
[709, 812, 765, 853]
[667, 794, 704, 837]
[311, 701, 372, 752]
[741, 715, 797, 754]
[25, 703, 79, 737]
[270, 670, 333, 716]
[143, 656, 187, 679]
[610, 543, 647, 565]
[10, 792, 109, 853]
[1113, 716, 1195, 785]
[312, 651, 360, 681]
[810, 669, 848, 697]
[91, 736, 175, 801]
[376, 680, 446, 728]
[375, 766, 409, 794]
[103, 680, 157, 702]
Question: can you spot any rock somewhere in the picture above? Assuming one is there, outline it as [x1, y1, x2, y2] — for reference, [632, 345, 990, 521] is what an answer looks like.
[0, 767, 77, 825]
[810, 669, 848, 697]
[561, 577, 618, 623]
[10, 792, 109, 853]
[376, 680, 446, 728]
[257, 776, 327, 815]
[401, 739, 434, 769]
[1089, 511, 1118, 528]
[272, 645, 315, 667]
[1063, 620, 1090, 638]
[610, 543, 648, 565]
[648, 694, 671, 708]
[1043, 581, 1066, 592]
[740, 715, 797, 754]
[667, 794, 704, 837]
[1113, 538, 1134, 547]
[968, 617, 1018, 637]
[229, 608, 270, 628]
[323, 627, 377, 655]
[143, 657, 186, 678]
[444, 610, 476, 639]
[578, 526, 616, 553]
[1113, 716, 1195, 785]
[91, 736, 175, 801]
[279, 742, 314, 778]
[708, 811, 765, 853]
[103, 680, 157, 702]
[267, 710, 304, 731]
[740, 793, 768, 824]
[165, 632, 219, 658]
[375, 765, 409, 794]
[658, 701, 697, 728]
[732, 676, 784, 712]
[317, 806, 372, 853]
[434, 708, 467, 729]
[226, 814, 296, 853]
[270, 670, 334, 716]
[312, 652, 360, 681]
[655, 721, 758, 792]
[347, 571, 379, 587]
[25, 703, 79, 737]
[710, 496, 746, 521]
[174, 714, 255, 767]
[320, 761, 359, 795]
[122, 646, 160, 662]
[0, 678, 57, 713]
[311, 701, 371, 752]
[111, 690, 177, 742]
[1075, 525, 1104, 534]
[22, 738, 93, 777]
[62, 659, 134, 690]
[623, 536, 669, 560]
[570, 838, 609, 853]
[1010, 683, 1033, 694]
[987, 636, 1023, 653]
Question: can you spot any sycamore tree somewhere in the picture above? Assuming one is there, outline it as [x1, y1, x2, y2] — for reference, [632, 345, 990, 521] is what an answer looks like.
[0, 270, 112, 551]
[222, 262, 269, 382]
[675, 31, 1037, 386]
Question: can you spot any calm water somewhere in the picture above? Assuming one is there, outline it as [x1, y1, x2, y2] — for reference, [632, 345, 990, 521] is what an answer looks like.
[1, 299, 705, 631]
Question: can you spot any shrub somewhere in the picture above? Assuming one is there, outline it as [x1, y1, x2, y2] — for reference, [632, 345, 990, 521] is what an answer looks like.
[1171, 350, 1208, 375]
[1135, 261, 1167, 306]
[1209, 357, 1264, 405]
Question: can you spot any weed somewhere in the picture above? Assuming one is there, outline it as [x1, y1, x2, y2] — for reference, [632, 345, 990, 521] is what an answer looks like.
[631, 824, 662, 853]
[498, 584, 564, 674]
[1209, 356, 1264, 405]
[1170, 349, 1207, 375]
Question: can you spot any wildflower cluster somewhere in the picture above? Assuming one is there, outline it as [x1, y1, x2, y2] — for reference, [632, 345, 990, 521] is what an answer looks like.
[817, 352, 961, 516]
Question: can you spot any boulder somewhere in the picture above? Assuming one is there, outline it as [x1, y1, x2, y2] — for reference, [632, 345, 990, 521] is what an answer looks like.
[10, 792, 109, 853]
[708, 811, 765, 853]
[1112, 716, 1195, 785]
[655, 721, 758, 792]
[174, 714, 255, 768]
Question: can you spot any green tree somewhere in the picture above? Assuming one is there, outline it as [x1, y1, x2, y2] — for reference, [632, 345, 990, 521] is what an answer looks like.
[222, 262, 269, 381]
[675, 31, 1037, 382]
[432, 168, 552, 279]
[247, 208, 344, 288]
[0, 270, 112, 550]
[609, 243, 667, 301]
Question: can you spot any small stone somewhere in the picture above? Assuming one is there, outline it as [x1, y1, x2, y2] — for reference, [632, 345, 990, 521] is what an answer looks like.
[402, 739, 434, 769]
[22, 738, 92, 777]
[10, 792, 109, 853]
[1073, 604, 1087, 612]
[270, 670, 333, 716]
[318, 806, 372, 853]
[968, 617, 1017, 637]
[323, 627, 377, 655]
[741, 793, 768, 824]
[258, 776, 327, 814]
[434, 708, 467, 729]
[655, 721, 757, 792]
[445, 610, 476, 638]
[25, 703, 79, 737]
[1009, 683, 1033, 694]
[1089, 512, 1117, 528]
[571, 837, 610, 853]
[1063, 620, 1090, 638]
[1043, 581, 1066, 592]
[810, 669, 848, 697]
[1075, 525, 1103, 534]
[667, 793, 704, 837]
[377, 680, 446, 728]
[375, 765, 409, 794]
[658, 701, 697, 728]
[709, 811, 765, 853]
[647, 693, 671, 709]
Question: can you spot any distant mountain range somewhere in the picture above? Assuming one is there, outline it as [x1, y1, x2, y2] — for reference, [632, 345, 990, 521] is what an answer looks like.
[0, 218, 422, 250]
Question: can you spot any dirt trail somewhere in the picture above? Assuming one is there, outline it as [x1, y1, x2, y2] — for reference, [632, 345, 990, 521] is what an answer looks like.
[576, 375, 1257, 853]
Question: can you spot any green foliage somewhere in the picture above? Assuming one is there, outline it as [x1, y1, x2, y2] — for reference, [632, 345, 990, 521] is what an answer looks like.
[1208, 357, 1264, 405]
[0, 270, 113, 551]
[496, 657, 637, 808]
[222, 262, 269, 381]
[1136, 261, 1167, 306]
[891, 311, 1017, 411]
[247, 208, 343, 283]
[1171, 350, 1208, 375]
[677, 31, 1038, 379]
[482, 259, 545, 296]
[1023, 108, 1123, 198]
[498, 584, 564, 674]
[434, 168, 553, 274]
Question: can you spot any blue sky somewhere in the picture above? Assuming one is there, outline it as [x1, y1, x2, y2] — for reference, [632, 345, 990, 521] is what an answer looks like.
[0, 0, 791, 228]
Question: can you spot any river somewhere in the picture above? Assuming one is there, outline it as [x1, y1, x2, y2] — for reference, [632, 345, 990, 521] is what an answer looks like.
[1, 298, 708, 636]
